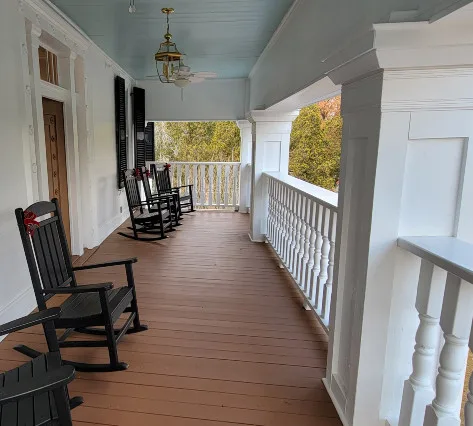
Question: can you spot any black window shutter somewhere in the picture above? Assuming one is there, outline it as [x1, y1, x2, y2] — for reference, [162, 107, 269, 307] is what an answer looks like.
[133, 87, 146, 168]
[114, 76, 127, 189]
[144, 122, 155, 162]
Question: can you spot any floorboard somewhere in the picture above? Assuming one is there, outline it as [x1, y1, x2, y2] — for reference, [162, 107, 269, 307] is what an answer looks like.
[0, 212, 341, 425]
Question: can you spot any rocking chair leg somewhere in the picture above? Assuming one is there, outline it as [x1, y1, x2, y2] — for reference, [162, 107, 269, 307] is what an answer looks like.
[52, 386, 73, 426]
[125, 263, 148, 333]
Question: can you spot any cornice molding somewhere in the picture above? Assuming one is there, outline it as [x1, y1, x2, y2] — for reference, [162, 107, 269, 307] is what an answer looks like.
[326, 20, 473, 86]
[247, 110, 299, 123]
[22, 0, 135, 83]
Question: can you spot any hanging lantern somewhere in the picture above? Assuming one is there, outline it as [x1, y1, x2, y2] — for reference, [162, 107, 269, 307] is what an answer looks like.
[154, 8, 183, 83]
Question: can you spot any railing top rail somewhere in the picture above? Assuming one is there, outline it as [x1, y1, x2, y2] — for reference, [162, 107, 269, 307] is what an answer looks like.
[398, 236, 473, 284]
[264, 172, 338, 210]
[159, 161, 241, 166]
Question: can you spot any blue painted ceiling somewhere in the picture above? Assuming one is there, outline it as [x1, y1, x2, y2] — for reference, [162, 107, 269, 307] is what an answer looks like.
[50, 0, 295, 79]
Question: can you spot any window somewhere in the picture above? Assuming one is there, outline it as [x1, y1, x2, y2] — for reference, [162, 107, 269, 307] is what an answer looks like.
[38, 46, 59, 85]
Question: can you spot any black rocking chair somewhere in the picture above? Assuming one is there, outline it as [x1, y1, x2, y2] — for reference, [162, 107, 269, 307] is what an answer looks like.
[150, 163, 195, 214]
[15, 199, 148, 372]
[140, 166, 180, 227]
[0, 307, 83, 426]
[120, 169, 173, 241]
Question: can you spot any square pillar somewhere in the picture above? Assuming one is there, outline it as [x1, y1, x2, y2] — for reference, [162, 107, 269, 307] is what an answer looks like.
[237, 120, 252, 213]
[323, 17, 473, 426]
[247, 111, 298, 242]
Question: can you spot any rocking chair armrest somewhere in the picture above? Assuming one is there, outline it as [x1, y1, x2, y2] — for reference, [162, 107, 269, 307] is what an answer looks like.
[0, 308, 61, 336]
[172, 184, 193, 190]
[73, 258, 138, 271]
[0, 365, 75, 405]
[147, 194, 174, 202]
[41, 283, 113, 294]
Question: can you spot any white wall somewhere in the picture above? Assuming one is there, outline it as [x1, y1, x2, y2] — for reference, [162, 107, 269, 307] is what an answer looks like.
[138, 78, 247, 121]
[84, 45, 133, 246]
[0, 0, 38, 329]
[249, 0, 473, 110]
[0, 0, 134, 331]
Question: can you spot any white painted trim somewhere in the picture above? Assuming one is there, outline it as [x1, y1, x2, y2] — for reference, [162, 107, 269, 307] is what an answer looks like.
[22, 0, 134, 82]
[0, 288, 36, 343]
[40, 80, 69, 102]
[322, 378, 350, 426]
[248, 0, 302, 79]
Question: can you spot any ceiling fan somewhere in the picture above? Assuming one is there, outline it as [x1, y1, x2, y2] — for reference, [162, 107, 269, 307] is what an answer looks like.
[144, 65, 217, 88]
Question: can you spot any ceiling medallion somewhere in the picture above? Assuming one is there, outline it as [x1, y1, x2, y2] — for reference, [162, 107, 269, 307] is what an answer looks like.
[154, 8, 184, 83]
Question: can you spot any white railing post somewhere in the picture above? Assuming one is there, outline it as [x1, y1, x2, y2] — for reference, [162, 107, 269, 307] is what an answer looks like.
[224, 164, 230, 208]
[399, 260, 447, 426]
[300, 197, 311, 288]
[294, 193, 303, 283]
[315, 207, 330, 311]
[424, 274, 473, 426]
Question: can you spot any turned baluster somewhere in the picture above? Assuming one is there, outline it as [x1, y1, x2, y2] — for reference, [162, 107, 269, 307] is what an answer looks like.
[314, 207, 328, 310]
[287, 189, 297, 271]
[280, 185, 289, 264]
[305, 201, 317, 297]
[398, 260, 447, 426]
[424, 273, 473, 426]
[292, 193, 303, 279]
[300, 198, 311, 290]
[465, 329, 473, 426]
[309, 203, 323, 304]
[321, 210, 337, 323]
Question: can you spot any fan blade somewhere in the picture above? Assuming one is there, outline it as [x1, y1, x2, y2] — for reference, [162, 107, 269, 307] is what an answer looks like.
[188, 77, 205, 83]
[192, 72, 217, 78]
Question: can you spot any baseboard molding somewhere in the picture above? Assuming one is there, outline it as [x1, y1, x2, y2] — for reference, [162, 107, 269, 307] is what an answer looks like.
[96, 211, 129, 246]
[0, 287, 37, 342]
[323, 377, 350, 426]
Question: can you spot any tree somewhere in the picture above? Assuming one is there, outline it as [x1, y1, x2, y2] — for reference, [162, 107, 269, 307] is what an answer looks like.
[155, 121, 240, 162]
[289, 97, 342, 191]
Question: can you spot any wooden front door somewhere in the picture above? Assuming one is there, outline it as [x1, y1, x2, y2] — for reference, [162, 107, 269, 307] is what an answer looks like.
[42, 98, 71, 246]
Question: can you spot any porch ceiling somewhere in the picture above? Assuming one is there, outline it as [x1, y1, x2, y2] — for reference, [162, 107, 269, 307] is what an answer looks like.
[49, 0, 295, 79]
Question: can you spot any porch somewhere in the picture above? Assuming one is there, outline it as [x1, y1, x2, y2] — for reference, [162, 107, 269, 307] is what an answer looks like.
[0, 211, 341, 426]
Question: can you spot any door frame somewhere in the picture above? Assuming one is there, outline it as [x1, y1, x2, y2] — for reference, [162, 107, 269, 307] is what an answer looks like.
[22, 27, 86, 256]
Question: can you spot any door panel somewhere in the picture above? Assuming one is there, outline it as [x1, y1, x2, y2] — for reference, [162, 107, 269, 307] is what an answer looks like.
[42, 98, 71, 247]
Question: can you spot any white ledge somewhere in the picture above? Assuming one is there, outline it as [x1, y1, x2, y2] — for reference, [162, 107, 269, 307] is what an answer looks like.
[398, 236, 473, 284]
[264, 172, 338, 209]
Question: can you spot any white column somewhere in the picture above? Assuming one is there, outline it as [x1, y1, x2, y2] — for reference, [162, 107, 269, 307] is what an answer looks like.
[247, 111, 298, 242]
[323, 16, 473, 426]
[237, 120, 252, 213]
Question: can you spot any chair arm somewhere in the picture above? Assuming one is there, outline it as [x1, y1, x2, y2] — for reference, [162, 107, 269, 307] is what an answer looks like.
[0, 365, 75, 405]
[73, 258, 137, 271]
[0, 308, 61, 336]
[172, 184, 193, 190]
[41, 283, 113, 294]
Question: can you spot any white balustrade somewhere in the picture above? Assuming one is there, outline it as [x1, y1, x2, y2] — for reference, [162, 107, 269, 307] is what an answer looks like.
[397, 236, 473, 426]
[147, 162, 241, 210]
[264, 173, 338, 330]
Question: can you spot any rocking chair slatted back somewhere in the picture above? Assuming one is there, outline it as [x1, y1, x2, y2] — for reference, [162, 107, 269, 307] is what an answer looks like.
[123, 169, 143, 213]
[150, 163, 172, 194]
[15, 199, 76, 306]
[140, 167, 153, 201]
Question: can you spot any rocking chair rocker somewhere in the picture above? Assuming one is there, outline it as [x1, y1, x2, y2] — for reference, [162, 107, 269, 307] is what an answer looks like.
[120, 169, 174, 241]
[150, 163, 195, 214]
[15, 199, 148, 372]
[0, 307, 82, 426]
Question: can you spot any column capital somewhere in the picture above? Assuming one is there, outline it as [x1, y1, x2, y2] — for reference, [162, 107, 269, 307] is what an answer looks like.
[236, 120, 252, 130]
[247, 110, 299, 124]
[326, 17, 473, 85]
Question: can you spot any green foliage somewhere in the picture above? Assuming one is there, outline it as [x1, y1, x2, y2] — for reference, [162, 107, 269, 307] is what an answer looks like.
[289, 97, 342, 191]
[155, 121, 240, 162]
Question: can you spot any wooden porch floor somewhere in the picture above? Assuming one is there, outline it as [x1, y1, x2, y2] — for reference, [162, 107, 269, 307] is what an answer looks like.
[0, 212, 341, 426]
